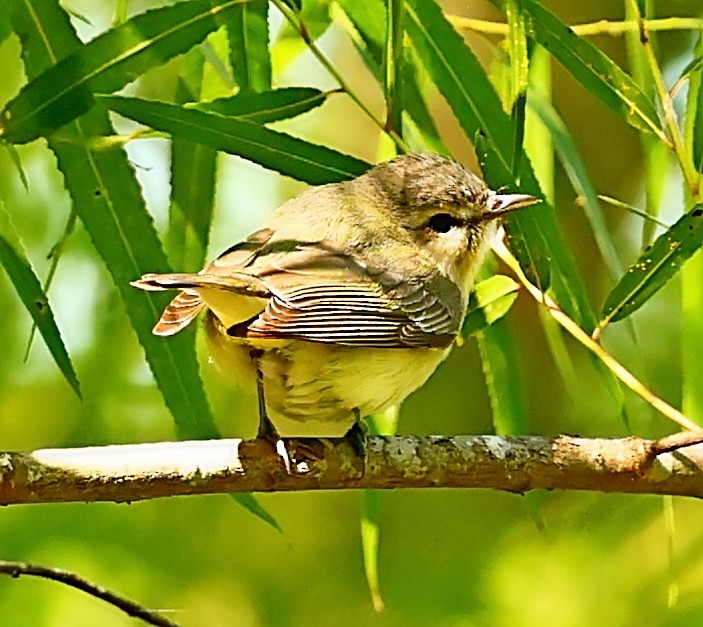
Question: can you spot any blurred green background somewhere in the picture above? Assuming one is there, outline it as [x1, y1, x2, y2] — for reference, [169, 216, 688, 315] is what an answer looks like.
[1, 0, 703, 625]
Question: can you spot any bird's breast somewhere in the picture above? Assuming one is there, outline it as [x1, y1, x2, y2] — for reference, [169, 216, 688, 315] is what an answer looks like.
[205, 316, 451, 436]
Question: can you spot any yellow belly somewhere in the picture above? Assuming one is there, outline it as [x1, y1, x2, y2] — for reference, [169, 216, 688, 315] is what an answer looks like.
[205, 314, 451, 437]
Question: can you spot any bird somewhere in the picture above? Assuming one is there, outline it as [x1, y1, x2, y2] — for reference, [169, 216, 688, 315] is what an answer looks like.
[132, 153, 537, 469]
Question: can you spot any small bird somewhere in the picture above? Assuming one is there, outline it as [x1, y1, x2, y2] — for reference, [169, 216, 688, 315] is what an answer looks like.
[132, 153, 537, 467]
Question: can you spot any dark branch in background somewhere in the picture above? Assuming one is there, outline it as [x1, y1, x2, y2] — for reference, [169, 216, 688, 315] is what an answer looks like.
[2, 433, 703, 504]
[0, 560, 179, 627]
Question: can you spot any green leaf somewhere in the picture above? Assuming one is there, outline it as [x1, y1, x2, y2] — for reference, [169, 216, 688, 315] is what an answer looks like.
[361, 490, 385, 612]
[512, 0, 663, 137]
[383, 0, 403, 136]
[12, 0, 218, 439]
[271, 0, 331, 71]
[406, 0, 595, 328]
[1, 0, 249, 144]
[601, 206, 703, 326]
[226, 0, 271, 92]
[361, 405, 398, 613]
[405, 0, 512, 167]
[195, 87, 329, 123]
[167, 51, 216, 272]
[13, 0, 280, 531]
[100, 95, 371, 184]
[0, 207, 81, 398]
[461, 275, 520, 338]
[528, 95, 623, 278]
[477, 318, 529, 436]
[689, 42, 703, 173]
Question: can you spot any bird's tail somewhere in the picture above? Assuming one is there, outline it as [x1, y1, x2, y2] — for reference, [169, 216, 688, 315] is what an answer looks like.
[131, 272, 269, 336]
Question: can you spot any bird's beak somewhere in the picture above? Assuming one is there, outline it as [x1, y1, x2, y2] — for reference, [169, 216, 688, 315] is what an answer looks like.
[484, 192, 540, 219]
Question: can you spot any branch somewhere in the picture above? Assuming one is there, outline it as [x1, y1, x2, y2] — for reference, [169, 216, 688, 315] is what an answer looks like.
[0, 560, 179, 627]
[2, 433, 703, 504]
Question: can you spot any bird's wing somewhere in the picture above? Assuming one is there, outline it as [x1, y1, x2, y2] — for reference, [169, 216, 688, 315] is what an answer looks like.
[234, 241, 463, 349]
[133, 233, 463, 348]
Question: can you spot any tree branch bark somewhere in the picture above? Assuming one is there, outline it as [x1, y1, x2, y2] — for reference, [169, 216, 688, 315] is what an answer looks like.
[2, 432, 703, 505]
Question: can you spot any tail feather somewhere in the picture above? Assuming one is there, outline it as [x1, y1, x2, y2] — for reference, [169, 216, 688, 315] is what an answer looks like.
[131, 272, 269, 297]
[153, 291, 205, 336]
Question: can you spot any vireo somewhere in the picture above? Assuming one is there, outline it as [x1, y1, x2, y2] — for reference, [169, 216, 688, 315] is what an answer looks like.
[133, 153, 537, 466]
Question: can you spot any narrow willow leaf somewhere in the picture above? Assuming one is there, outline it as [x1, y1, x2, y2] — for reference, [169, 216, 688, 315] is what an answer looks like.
[625, 0, 668, 247]
[477, 318, 529, 436]
[167, 51, 216, 272]
[195, 87, 328, 122]
[13, 0, 279, 530]
[383, 0, 403, 136]
[361, 405, 398, 613]
[505, 0, 529, 109]
[507, 0, 663, 137]
[0, 208, 81, 397]
[461, 275, 519, 338]
[529, 96, 623, 278]
[406, 0, 594, 328]
[601, 206, 703, 326]
[690, 40, 703, 173]
[226, 0, 271, 92]
[12, 0, 218, 438]
[1, 0, 248, 144]
[100, 95, 370, 184]
[336, 0, 444, 153]
[405, 0, 512, 167]
[361, 490, 385, 612]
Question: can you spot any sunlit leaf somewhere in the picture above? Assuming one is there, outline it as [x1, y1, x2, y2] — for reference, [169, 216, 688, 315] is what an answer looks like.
[600, 205, 703, 326]
[100, 95, 370, 184]
[461, 275, 520, 338]
[0, 207, 81, 398]
[1, 0, 249, 144]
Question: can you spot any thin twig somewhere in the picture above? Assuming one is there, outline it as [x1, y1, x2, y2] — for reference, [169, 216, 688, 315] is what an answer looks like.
[0, 560, 180, 627]
[447, 15, 703, 37]
[270, 0, 409, 153]
[492, 236, 700, 431]
[627, 1, 700, 197]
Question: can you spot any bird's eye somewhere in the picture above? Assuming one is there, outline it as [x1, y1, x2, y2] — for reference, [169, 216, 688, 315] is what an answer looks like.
[427, 213, 462, 233]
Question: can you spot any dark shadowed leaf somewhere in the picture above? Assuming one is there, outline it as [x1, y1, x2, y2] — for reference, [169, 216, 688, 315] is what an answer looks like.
[406, 0, 595, 328]
[1, 0, 248, 144]
[226, 0, 271, 92]
[100, 95, 371, 184]
[0, 209, 81, 398]
[12, 0, 279, 530]
[195, 87, 329, 123]
[600, 206, 703, 327]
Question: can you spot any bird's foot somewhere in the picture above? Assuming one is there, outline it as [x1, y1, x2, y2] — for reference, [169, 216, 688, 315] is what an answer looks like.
[343, 420, 368, 462]
[258, 415, 291, 474]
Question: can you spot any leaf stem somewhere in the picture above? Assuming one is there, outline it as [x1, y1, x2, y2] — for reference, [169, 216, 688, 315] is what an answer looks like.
[493, 235, 700, 432]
